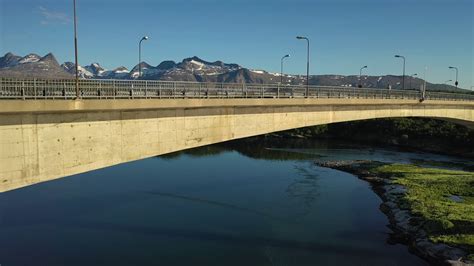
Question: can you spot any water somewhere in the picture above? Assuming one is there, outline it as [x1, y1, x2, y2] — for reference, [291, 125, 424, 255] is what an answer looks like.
[2, 139, 466, 266]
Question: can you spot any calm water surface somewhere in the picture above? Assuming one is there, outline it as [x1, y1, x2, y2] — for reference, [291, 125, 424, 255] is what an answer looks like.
[2, 139, 465, 266]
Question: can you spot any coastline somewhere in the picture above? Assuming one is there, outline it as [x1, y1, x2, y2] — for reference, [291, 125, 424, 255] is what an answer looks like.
[314, 160, 474, 266]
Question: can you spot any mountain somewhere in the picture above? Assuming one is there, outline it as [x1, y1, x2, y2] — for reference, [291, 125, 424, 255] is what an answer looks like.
[0, 53, 72, 79]
[62, 62, 113, 79]
[62, 62, 94, 78]
[85, 63, 105, 77]
[129, 62, 162, 79]
[102, 66, 130, 79]
[126, 57, 242, 80]
[0, 52, 469, 93]
[0, 52, 23, 68]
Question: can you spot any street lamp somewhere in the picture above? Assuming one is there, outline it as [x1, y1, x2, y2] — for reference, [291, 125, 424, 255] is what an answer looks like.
[394, 55, 406, 90]
[296, 36, 310, 97]
[138, 36, 149, 78]
[73, 0, 79, 99]
[410, 73, 417, 90]
[280, 54, 290, 84]
[359, 65, 367, 88]
[448, 66, 458, 88]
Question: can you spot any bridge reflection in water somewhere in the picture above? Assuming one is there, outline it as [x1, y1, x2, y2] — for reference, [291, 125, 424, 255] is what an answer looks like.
[0, 78, 473, 192]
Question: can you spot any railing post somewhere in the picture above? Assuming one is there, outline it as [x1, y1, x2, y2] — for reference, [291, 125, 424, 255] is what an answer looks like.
[173, 82, 176, 99]
[98, 82, 102, 99]
[113, 80, 116, 99]
[145, 81, 148, 98]
[277, 83, 280, 98]
[21, 82, 25, 100]
[33, 79, 37, 99]
[63, 81, 67, 99]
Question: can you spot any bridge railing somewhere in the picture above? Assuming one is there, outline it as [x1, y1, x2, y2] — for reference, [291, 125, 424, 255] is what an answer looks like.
[0, 78, 473, 101]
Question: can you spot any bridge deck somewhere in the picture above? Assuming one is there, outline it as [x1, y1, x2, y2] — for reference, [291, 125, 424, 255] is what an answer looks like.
[1, 98, 473, 115]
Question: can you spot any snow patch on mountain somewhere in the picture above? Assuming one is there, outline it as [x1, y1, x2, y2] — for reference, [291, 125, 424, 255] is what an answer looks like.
[19, 54, 41, 64]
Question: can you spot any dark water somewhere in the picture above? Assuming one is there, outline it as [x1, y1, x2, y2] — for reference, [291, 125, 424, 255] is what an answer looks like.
[2, 139, 466, 266]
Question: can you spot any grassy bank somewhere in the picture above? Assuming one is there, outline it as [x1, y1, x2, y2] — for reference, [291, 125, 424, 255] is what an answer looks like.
[367, 163, 474, 261]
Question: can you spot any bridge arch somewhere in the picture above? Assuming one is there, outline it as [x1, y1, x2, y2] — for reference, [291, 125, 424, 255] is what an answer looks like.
[0, 98, 473, 192]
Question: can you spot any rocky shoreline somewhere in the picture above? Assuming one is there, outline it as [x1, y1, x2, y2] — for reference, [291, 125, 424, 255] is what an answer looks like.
[315, 160, 473, 266]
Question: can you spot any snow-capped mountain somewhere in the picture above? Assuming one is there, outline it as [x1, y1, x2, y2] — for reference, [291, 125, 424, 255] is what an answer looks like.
[178, 56, 241, 75]
[85, 63, 105, 77]
[62, 62, 95, 78]
[0, 53, 42, 68]
[102, 66, 130, 79]
[0, 52, 468, 93]
[62, 62, 103, 77]
[129, 62, 162, 79]
[0, 52, 71, 79]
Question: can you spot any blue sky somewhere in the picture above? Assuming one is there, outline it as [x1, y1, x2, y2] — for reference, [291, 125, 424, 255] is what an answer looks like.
[0, 0, 472, 88]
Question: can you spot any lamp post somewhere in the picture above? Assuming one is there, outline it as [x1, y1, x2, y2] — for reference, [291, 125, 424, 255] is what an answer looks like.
[296, 36, 310, 97]
[280, 54, 290, 84]
[138, 36, 149, 78]
[420, 66, 428, 102]
[73, 0, 79, 99]
[394, 55, 405, 90]
[448, 66, 458, 88]
[359, 65, 367, 88]
[410, 73, 417, 90]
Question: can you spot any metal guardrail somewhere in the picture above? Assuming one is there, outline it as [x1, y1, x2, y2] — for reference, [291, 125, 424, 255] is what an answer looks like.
[0, 78, 473, 101]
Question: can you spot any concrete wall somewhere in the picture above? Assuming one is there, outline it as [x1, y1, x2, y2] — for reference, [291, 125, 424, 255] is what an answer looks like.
[1, 98, 473, 192]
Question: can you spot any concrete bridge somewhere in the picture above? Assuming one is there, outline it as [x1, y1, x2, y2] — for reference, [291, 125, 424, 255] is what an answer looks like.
[0, 78, 473, 192]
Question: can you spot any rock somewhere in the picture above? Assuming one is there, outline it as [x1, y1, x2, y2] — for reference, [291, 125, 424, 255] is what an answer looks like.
[361, 176, 385, 184]
[393, 209, 411, 231]
[446, 260, 474, 266]
[415, 239, 468, 263]
[379, 203, 391, 213]
[384, 184, 407, 196]
[385, 201, 398, 209]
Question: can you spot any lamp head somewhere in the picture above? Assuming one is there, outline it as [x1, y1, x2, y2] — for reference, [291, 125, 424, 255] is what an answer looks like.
[395, 55, 401, 58]
[285, 54, 290, 58]
[296, 36, 306, 40]
[142, 36, 149, 41]
[363, 65, 367, 69]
